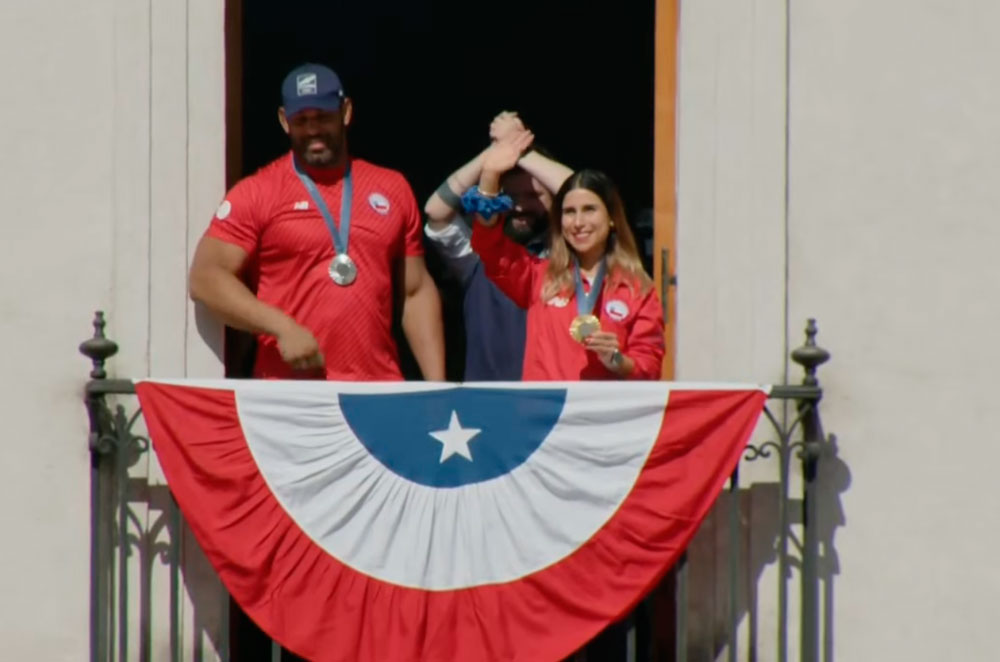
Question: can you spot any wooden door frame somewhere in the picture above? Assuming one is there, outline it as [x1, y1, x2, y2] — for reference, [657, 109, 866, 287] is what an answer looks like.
[654, 0, 678, 380]
[220, 0, 679, 654]
[223, 0, 674, 377]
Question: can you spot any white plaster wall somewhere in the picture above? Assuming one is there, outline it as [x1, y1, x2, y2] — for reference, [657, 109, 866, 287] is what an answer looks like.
[788, 1, 1000, 659]
[0, 0, 226, 659]
[677, 0, 1000, 660]
[0, 2, 115, 658]
[676, 0, 794, 658]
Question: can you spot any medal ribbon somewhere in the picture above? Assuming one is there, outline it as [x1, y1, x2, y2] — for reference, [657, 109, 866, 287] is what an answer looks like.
[292, 158, 353, 257]
[573, 257, 607, 316]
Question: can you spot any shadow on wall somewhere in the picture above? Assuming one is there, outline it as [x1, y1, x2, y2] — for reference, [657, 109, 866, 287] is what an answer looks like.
[97, 444, 227, 661]
[194, 302, 226, 369]
[819, 435, 848, 662]
[682, 434, 849, 662]
[136, 484, 225, 661]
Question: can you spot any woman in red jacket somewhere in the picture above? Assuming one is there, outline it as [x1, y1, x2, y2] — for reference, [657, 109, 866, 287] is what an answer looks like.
[464, 135, 664, 381]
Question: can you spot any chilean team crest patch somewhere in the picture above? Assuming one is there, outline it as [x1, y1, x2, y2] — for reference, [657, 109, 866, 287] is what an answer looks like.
[215, 199, 232, 220]
[135, 379, 768, 661]
[605, 299, 630, 321]
[368, 192, 391, 214]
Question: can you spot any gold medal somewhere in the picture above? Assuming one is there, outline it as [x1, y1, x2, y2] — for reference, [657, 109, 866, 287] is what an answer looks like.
[570, 257, 607, 343]
[569, 314, 601, 343]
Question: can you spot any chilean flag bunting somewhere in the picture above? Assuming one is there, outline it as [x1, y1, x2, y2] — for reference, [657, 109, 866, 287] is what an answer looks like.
[135, 380, 769, 662]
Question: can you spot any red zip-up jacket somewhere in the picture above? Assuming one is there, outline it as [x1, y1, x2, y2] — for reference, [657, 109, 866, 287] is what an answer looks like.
[471, 220, 665, 381]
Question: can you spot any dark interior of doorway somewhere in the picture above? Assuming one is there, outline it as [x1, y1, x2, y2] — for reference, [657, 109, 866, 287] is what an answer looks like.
[229, 0, 657, 658]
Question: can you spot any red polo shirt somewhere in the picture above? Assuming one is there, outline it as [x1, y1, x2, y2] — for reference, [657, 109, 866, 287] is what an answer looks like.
[205, 153, 423, 380]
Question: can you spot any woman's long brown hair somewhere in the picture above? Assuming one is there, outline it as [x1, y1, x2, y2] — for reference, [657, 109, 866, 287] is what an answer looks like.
[541, 169, 653, 301]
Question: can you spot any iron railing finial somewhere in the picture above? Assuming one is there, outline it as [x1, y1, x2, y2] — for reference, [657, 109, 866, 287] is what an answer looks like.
[79, 311, 119, 380]
[791, 318, 830, 387]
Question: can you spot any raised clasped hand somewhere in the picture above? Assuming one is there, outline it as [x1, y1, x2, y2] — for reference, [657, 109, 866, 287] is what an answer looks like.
[481, 131, 535, 178]
[490, 110, 526, 144]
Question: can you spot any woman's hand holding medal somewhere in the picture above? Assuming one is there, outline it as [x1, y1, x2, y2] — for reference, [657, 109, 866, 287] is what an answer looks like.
[583, 331, 625, 372]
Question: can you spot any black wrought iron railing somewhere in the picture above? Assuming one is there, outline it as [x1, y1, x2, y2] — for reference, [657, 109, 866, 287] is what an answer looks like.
[80, 313, 830, 662]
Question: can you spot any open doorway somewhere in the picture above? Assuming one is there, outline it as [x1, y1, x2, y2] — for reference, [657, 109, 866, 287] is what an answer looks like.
[237, 1, 655, 217]
[225, 0, 666, 657]
[229, 0, 658, 380]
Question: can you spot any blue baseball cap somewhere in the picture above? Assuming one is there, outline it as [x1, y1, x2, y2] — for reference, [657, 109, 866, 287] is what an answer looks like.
[281, 64, 346, 117]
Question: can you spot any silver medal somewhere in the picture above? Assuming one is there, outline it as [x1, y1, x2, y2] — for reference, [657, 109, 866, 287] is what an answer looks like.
[329, 254, 357, 286]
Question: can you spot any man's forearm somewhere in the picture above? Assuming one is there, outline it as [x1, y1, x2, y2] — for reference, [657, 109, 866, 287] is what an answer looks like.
[190, 267, 294, 337]
[402, 281, 446, 380]
[425, 149, 489, 228]
[517, 150, 573, 193]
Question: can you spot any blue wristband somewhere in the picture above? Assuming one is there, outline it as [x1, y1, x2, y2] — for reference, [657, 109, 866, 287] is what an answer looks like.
[461, 186, 514, 220]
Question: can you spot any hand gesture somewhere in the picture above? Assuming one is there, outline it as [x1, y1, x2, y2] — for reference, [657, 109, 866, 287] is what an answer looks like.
[584, 331, 621, 370]
[490, 111, 526, 143]
[276, 320, 325, 372]
[481, 131, 534, 177]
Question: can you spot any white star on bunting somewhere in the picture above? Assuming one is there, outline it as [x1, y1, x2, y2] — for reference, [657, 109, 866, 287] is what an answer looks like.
[428, 411, 481, 463]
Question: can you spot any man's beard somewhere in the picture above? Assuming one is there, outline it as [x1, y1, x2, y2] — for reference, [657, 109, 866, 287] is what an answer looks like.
[293, 134, 342, 167]
[504, 212, 546, 244]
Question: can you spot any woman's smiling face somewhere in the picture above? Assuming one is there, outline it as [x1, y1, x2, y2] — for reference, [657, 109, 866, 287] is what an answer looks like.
[560, 188, 611, 263]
